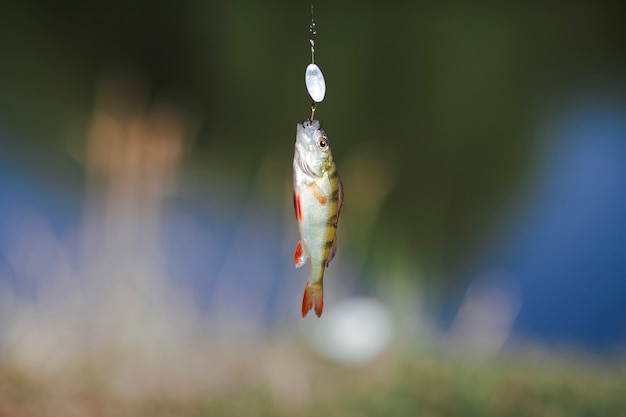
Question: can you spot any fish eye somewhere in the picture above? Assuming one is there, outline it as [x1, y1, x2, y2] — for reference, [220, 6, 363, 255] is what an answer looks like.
[317, 137, 328, 150]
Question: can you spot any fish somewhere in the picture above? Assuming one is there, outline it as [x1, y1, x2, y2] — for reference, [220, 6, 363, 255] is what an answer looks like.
[293, 119, 343, 318]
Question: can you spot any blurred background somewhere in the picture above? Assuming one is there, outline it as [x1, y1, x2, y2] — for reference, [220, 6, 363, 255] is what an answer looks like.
[0, 0, 625, 415]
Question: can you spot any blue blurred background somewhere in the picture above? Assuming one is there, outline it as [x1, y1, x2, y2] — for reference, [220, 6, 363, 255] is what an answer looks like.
[0, 0, 625, 402]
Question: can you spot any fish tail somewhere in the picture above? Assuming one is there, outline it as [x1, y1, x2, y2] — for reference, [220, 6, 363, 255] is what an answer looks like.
[302, 281, 324, 318]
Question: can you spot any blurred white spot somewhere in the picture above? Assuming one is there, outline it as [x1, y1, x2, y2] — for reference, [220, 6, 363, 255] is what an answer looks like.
[309, 297, 394, 365]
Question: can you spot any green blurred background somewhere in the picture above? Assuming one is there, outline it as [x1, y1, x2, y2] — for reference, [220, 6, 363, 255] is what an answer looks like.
[1, 1, 625, 281]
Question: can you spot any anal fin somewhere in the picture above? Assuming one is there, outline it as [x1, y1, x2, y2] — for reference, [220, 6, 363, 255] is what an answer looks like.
[294, 241, 308, 268]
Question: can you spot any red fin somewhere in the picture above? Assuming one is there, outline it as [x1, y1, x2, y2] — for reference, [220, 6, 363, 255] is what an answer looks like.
[294, 241, 307, 268]
[294, 241, 302, 266]
[302, 282, 324, 318]
[294, 194, 303, 221]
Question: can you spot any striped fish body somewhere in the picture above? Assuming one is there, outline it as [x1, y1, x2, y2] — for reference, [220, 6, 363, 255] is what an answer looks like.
[293, 120, 343, 318]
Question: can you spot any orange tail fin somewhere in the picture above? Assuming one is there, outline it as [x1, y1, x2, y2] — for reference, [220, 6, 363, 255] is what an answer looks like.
[302, 282, 324, 318]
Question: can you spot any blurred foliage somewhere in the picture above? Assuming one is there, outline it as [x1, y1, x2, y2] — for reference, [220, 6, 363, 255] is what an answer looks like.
[1, 351, 625, 417]
[0, 0, 625, 287]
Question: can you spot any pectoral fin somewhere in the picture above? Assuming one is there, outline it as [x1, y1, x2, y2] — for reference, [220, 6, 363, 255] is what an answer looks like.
[307, 183, 327, 205]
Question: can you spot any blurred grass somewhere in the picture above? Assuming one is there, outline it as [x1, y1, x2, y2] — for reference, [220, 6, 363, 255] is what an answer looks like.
[1, 348, 624, 417]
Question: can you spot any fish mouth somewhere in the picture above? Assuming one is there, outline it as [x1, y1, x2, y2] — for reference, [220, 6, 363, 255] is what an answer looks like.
[299, 119, 321, 131]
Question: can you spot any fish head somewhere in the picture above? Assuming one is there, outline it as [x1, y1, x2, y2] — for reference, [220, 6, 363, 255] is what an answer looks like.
[294, 120, 332, 178]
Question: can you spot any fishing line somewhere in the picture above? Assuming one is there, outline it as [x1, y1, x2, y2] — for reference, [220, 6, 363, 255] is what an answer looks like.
[309, 2, 316, 65]
[304, 0, 326, 121]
